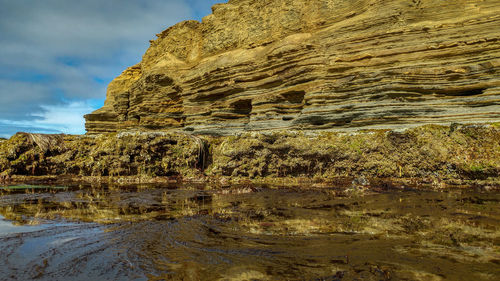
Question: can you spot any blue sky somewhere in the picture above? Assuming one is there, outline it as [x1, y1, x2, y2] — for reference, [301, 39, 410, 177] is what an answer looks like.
[0, 0, 222, 138]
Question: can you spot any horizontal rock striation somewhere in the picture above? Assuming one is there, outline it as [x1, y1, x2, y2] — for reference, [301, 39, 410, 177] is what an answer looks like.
[85, 0, 500, 135]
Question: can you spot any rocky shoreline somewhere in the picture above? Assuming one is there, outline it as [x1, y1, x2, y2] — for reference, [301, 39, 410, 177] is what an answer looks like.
[1, 124, 499, 189]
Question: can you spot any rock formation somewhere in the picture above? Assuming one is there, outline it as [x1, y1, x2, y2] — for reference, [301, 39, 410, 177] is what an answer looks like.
[85, 0, 500, 135]
[2, 125, 500, 184]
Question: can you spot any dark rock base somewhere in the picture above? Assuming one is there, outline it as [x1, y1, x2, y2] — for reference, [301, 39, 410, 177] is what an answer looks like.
[1, 124, 499, 188]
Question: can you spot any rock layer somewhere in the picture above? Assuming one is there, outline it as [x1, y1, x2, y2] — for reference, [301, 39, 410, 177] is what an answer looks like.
[85, 0, 500, 135]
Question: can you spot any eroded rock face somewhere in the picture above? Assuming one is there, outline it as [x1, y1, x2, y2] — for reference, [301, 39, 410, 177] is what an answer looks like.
[85, 0, 500, 135]
[2, 125, 499, 183]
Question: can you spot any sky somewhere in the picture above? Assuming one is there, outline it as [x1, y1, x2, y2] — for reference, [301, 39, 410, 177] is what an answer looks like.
[0, 0, 222, 138]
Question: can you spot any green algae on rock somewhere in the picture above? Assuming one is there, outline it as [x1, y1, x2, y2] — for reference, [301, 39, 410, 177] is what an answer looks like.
[0, 124, 499, 187]
[208, 124, 500, 182]
[0, 131, 207, 181]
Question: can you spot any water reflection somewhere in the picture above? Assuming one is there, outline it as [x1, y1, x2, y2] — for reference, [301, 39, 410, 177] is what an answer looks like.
[0, 184, 499, 280]
[0, 214, 46, 235]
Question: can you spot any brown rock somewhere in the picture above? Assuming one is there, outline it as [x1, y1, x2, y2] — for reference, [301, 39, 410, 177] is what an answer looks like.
[85, 0, 500, 135]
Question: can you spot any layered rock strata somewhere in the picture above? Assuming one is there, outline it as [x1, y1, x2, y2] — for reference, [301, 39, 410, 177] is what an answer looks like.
[85, 0, 500, 135]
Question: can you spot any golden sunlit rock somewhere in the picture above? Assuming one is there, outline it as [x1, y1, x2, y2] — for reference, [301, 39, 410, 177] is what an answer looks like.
[85, 0, 500, 135]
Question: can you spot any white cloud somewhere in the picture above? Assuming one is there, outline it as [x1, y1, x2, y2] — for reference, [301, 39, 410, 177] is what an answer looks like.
[0, 101, 95, 136]
[0, 0, 195, 118]
[32, 102, 96, 135]
[0, 0, 222, 138]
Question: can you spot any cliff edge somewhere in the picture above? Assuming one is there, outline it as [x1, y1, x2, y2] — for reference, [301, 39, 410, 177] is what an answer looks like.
[85, 0, 500, 135]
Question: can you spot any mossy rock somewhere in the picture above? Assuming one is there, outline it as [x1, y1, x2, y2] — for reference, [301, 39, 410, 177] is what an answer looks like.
[1, 125, 499, 184]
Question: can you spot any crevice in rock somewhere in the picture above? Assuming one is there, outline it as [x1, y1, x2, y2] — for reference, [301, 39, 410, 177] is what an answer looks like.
[434, 88, 487, 97]
[452, 88, 486, 96]
[232, 99, 253, 116]
[281, 90, 306, 104]
[145, 74, 174, 87]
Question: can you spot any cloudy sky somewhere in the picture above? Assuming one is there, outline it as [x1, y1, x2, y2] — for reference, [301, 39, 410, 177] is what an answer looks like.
[0, 0, 222, 138]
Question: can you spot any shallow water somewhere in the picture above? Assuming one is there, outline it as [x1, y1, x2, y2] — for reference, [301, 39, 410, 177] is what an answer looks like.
[0, 184, 499, 281]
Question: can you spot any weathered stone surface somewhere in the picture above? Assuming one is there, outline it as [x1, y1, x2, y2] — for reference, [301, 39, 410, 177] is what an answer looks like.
[85, 0, 500, 135]
[0, 132, 206, 179]
[1, 125, 499, 184]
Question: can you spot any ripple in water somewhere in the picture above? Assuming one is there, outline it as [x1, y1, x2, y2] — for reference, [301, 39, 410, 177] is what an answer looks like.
[0, 184, 499, 280]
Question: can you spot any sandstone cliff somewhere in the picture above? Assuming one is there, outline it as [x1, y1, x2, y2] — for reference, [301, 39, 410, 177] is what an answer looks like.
[85, 0, 500, 135]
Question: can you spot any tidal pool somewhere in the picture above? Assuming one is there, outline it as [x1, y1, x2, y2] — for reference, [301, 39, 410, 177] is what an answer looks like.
[0, 183, 498, 280]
